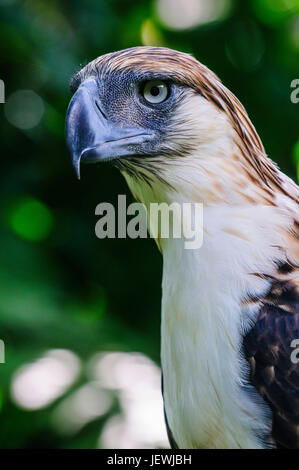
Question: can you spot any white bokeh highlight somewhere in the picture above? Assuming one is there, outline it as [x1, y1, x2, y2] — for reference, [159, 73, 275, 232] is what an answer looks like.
[11, 349, 81, 410]
[52, 382, 113, 434]
[5, 90, 44, 130]
[156, 0, 232, 30]
[89, 351, 169, 449]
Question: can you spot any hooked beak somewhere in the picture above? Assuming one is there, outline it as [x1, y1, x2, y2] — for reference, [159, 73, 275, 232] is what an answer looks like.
[65, 79, 155, 178]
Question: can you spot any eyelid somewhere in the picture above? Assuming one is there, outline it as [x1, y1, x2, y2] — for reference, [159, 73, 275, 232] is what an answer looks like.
[139, 79, 171, 93]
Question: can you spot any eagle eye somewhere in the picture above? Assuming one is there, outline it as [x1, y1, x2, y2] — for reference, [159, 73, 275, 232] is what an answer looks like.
[142, 80, 169, 104]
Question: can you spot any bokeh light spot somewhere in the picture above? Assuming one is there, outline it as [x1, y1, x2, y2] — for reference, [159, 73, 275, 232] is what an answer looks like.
[8, 197, 54, 242]
[225, 21, 264, 71]
[288, 15, 299, 50]
[293, 140, 299, 160]
[89, 352, 169, 449]
[141, 19, 164, 46]
[252, 0, 299, 25]
[11, 349, 81, 410]
[156, 0, 232, 30]
[5, 90, 44, 130]
[52, 382, 112, 435]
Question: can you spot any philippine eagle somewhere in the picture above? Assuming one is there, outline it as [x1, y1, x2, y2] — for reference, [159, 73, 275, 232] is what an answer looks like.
[66, 47, 299, 449]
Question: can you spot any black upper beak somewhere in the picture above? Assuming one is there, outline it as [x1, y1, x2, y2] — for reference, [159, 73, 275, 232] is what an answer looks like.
[65, 79, 154, 178]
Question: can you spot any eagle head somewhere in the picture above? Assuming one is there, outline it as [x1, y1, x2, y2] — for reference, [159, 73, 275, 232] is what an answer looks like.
[66, 47, 269, 200]
[66, 46, 298, 209]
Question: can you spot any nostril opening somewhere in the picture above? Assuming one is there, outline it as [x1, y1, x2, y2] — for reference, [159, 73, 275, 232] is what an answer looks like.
[95, 100, 108, 120]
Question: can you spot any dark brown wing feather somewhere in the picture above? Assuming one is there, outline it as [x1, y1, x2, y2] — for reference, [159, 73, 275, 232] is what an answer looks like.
[243, 279, 299, 448]
[163, 279, 299, 449]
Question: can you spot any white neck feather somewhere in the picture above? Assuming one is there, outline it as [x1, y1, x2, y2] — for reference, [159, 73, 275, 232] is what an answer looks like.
[159, 206, 277, 449]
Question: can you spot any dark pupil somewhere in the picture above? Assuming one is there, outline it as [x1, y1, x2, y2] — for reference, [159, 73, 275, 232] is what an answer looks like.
[150, 86, 160, 96]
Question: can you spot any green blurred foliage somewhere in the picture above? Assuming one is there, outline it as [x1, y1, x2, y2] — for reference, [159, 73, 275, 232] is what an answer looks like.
[0, 0, 298, 449]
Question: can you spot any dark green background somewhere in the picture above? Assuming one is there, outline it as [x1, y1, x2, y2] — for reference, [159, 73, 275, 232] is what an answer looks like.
[0, 0, 298, 449]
